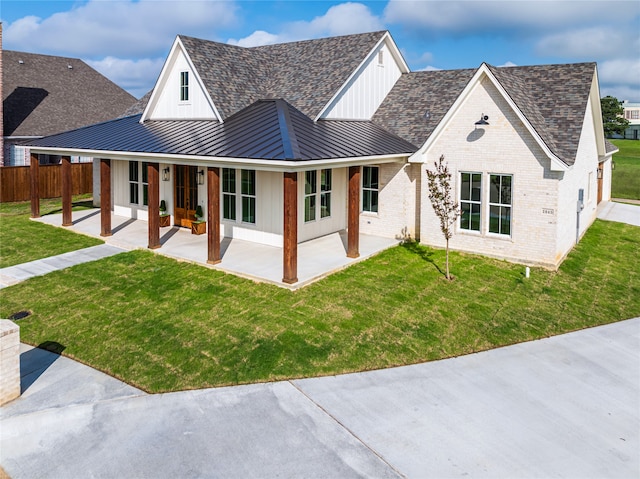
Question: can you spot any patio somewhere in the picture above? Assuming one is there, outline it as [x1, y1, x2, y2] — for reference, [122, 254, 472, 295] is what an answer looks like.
[34, 209, 399, 289]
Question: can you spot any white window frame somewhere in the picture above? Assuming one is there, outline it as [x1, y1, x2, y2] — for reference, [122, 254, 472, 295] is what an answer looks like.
[222, 168, 236, 221]
[487, 174, 513, 237]
[459, 172, 482, 233]
[304, 169, 332, 223]
[180, 71, 189, 102]
[129, 161, 139, 205]
[362, 166, 379, 214]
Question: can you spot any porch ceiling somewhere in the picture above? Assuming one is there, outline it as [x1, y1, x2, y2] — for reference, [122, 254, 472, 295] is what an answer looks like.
[35, 210, 399, 289]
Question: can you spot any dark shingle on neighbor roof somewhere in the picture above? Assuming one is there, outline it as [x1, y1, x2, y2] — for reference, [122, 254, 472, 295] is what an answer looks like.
[488, 63, 596, 166]
[372, 69, 475, 147]
[2, 50, 136, 137]
[27, 100, 417, 161]
[372, 63, 597, 166]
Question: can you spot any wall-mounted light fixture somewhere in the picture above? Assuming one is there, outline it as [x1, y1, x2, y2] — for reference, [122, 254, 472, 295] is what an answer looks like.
[475, 114, 489, 127]
[162, 167, 170, 181]
[198, 169, 205, 185]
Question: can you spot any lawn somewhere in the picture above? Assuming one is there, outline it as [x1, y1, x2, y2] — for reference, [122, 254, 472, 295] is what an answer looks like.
[1, 218, 638, 393]
[0, 195, 102, 268]
[610, 139, 640, 200]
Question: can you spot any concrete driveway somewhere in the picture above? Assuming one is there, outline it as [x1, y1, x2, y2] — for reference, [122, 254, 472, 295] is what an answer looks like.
[2, 318, 638, 478]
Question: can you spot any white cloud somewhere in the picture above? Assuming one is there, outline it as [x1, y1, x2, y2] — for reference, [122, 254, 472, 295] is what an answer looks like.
[536, 27, 636, 59]
[598, 59, 640, 88]
[228, 30, 280, 48]
[86, 57, 166, 99]
[499, 61, 518, 68]
[4, 0, 238, 58]
[227, 2, 384, 47]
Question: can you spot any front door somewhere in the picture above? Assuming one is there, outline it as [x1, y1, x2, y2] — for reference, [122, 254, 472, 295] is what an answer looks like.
[174, 165, 198, 227]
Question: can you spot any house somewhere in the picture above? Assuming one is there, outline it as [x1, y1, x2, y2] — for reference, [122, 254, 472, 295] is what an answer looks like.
[24, 31, 616, 284]
[621, 100, 640, 140]
[1, 49, 136, 166]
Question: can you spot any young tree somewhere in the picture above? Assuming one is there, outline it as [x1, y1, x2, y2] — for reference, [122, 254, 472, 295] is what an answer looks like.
[426, 155, 461, 280]
[601, 96, 629, 138]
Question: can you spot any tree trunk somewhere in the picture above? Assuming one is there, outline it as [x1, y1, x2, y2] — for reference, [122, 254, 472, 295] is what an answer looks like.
[445, 238, 450, 280]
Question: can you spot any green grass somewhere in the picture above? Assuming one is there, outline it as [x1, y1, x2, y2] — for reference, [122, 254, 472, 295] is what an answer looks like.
[611, 139, 640, 200]
[0, 195, 103, 268]
[1, 219, 637, 393]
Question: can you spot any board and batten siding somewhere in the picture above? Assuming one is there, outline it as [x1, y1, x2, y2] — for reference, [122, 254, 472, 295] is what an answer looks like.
[298, 168, 347, 243]
[321, 41, 403, 120]
[147, 46, 217, 121]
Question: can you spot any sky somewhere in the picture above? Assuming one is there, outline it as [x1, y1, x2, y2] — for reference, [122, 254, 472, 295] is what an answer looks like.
[2, 0, 639, 101]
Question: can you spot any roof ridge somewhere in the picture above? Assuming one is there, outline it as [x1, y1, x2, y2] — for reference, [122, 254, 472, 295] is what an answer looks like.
[274, 99, 302, 160]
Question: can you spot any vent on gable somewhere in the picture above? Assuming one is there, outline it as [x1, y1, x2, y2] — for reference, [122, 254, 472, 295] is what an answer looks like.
[378, 50, 384, 66]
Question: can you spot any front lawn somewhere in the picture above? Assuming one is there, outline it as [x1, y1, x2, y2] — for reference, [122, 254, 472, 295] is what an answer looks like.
[0, 195, 102, 268]
[1, 219, 638, 393]
[611, 139, 640, 200]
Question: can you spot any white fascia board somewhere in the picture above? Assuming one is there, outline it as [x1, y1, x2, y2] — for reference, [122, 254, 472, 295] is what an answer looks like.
[314, 31, 409, 121]
[409, 63, 569, 172]
[140, 37, 223, 123]
[589, 67, 608, 157]
[27, 146, 408, 172]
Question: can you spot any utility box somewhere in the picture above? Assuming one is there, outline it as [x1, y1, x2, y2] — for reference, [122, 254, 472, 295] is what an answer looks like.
[0, 320, 21, 405]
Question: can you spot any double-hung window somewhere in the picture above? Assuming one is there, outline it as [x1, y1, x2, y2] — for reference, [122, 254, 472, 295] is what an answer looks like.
[304, 169, 332, 222]
[222, 168, 236, 221]
[362, 166, 379, 213]
[180, 71, 189, 102]
[460, 172, 482, 231]
[489, 174, 512, 235]
[241, 169, 256, 224]
[129, 161, 139, 205]
[141, 162, 149, 206]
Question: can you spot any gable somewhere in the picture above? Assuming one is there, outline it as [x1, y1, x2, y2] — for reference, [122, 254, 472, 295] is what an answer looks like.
[318, 33, 408, 120]
[142, 38, 221, 121]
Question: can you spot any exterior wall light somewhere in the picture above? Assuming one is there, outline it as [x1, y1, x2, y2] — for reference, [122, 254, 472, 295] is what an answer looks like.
[162, 167, 170, 181]
[475, 114, 489, 126]
[198, 169, 205, 185]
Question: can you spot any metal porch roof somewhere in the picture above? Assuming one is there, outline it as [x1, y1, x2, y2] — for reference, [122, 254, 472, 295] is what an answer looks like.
[27, 99, 417, 161]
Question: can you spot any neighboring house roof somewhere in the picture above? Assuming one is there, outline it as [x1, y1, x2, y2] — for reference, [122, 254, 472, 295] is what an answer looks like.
[2, 50, 136, 138]
[27, 99, 417, 161]
[374, 62, 597, 166]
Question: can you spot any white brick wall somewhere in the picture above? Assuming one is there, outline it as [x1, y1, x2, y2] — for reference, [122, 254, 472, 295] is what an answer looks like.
[359, 162, 419, 241]
[418, 76, 563, 268]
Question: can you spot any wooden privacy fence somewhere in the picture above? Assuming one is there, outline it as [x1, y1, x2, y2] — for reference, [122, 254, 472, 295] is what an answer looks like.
[0, 163, 93, 202]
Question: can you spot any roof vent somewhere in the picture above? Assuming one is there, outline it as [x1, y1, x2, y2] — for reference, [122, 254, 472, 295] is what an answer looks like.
[18, 60, 24, 64]
[68, 64, 73, 69]
[424, 110, 431, 120]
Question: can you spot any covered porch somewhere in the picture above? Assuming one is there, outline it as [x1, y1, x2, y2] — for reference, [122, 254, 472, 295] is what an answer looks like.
[34, 209, 399, 289]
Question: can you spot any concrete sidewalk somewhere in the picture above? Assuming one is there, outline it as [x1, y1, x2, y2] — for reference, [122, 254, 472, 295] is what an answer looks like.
[597, 200, 640, 226]
[0, 244, 125, 289]
[2, 318, 638, 478]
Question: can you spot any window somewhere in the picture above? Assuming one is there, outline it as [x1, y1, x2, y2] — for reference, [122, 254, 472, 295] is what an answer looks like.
[362, 166, 379, 213]
[180, 71, 189, 101]
[378, 50, 384, 66]
[142, 162, 149, 206]
[632, 110, 640, 120]
[320, 169, 331, 218]
[460, 172, 482, 231]
[129, 161, 139, 204]
[222, 168, 236, 220]
[489, 174, 512, 235]
[304, 169, 332, 222]
[241, 169, 256, 224]
[305, 171, 317, 222]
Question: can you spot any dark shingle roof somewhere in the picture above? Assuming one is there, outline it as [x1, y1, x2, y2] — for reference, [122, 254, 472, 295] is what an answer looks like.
[488, 63, 596, 166]
[2, 50, 136, 137]
[372, 63, 597, 166]
[27, 99, 417, 161]
[372, 68, 475, 147]
[138, 31, 387, 121]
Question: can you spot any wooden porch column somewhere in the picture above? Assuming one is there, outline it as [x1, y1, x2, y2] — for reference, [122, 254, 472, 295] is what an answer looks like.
[282, 171, 298, 284]
[61, 155, 72, 226]
[30, 153, 40, 218]
[207, 167, 221, 264]
[347, 166, 360, 258]
[147, 162, 160, 249]
[100, 159, 112, 237]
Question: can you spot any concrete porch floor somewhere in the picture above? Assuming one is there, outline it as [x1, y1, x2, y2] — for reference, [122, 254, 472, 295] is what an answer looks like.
[34, 209, 399, 289]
